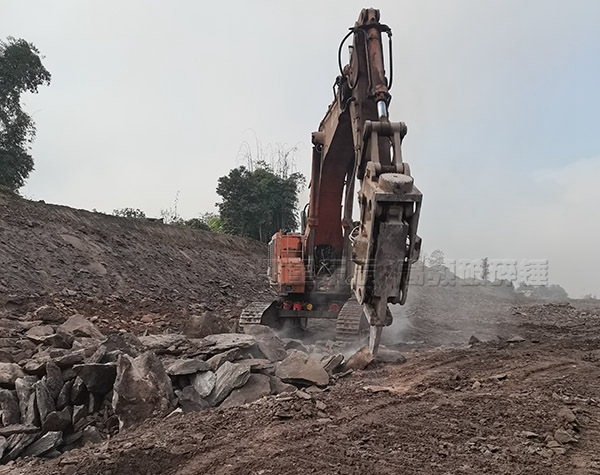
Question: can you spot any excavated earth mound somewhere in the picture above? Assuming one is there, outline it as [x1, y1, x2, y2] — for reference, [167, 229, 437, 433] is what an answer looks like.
[0, 192, 270, 334]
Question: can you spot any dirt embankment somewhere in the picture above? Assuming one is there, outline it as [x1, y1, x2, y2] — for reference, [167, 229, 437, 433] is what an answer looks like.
[0, 192, 270, 333]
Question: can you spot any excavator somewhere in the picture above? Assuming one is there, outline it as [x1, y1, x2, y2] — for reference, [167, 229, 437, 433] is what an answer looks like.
[240, 8, 422, 355]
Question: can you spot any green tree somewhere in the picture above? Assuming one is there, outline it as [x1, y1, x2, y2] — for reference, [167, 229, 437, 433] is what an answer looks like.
[113, 208, 146, 219]
[216, 163, 304, 242]
[0, 38, 51, 191]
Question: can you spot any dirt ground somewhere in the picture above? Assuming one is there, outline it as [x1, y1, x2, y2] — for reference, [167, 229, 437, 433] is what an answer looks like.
[2, 193, 599, 474]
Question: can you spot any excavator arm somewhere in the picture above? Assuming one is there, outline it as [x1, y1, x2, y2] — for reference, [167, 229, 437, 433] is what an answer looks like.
[308, 8, 422, 354]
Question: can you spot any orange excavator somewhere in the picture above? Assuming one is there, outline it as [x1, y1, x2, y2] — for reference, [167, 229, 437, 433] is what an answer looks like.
[240, 8, 422, 355]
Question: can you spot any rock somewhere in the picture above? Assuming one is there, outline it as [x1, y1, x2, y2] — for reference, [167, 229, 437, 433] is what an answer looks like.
[221, 374, 271, 408]
[72, 364, 117, 394]
[275, 350, 329, 387]
[523, 431, 539, 439]
[198, 333, 256, 354]
[343, 346, 374, 371]
[112, 352, 175, 428]
[72, 405, 87, 428]
[34, 306, 65, 324]
[25, 325, 55, 344]
[244, 325, 287, 362]
[0, 424, 39, 437]
[206, 362, 251, 406]
[43, 407, 72, 432]
[166, 359, 210, 376]
[269, 376, 297, 395]
[34, 380, 55, 423]
[0, 363, 26, 387]
[321, 354, 344, 374]
[468, 335, 481, 345]
[557, 406, 577, 423]
[296, 390, 312, 400]
[184, 312, 230, 338]
[0, 432, 39, 462]
[0, 390, 20, 426]
[206, 348, 243, 371]
[44, 361, 64, 400]
[57, 314, 104, 340]
[554, 429, 575, 444]
[70, 377, 87, 405]
[177, 386, 210, 413]
[472, 381, 482, 389]
[138, 334, 189, 353]
[375, 347, 407, 365]
[237, 359, 274, 373]
[190, 371, 216, 398]
[547, 439, 562, 448]
[14, 377, 36, 421]
[23, 393, 39, 426]
[102, 333, 144, 357]
[81, 425, 102, 445]
[56, 380, 74, 410]
[282, 338, 310, 353]
[140, 314, 154, 324]
[22, 431, 63, 457]
[0, 350, 13, 364]
[0, 436, 7, 458]
[507, 335, 526, 343]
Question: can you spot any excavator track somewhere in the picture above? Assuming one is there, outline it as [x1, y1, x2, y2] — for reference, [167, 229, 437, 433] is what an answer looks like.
[238, 300, 276, 331]
[335, 298, 368, 342]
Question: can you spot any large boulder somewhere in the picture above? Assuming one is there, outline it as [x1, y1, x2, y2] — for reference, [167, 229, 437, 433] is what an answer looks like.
[221, 374, 271, 408]
[112, 352, 175, 428]
[206, 362, 251, 406]
[275, 350, 329, 387]
[244, 325, 287, 362]
[58, 314, 104, 340]
[0, 363, 26, 387]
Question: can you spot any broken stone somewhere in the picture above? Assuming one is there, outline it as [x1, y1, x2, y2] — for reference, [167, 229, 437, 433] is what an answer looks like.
[206, 348, 243, 371]
[56, 380, 74, 410]
[102, 333, 144, 357]
[177, 386, 210, 412]
[138, 334, 189, 353]
[72, 364, 117, 394]
[34, 306, 65, 324]
[72, 405, 87, 428]
[24, 392, 39, 426]
[190, 371, 216, 398]
[44, 361, 64, 400]
[295, 390, 312, 400]
[275, 350, 329, 387]
[237, 358, 274, 373]
[0, 424, 39, 437]
[523, 431, 539, 439]
[0, 389, 20, 426]
[25, 325, 55, 344]
[269, 376, 296, 395]
[206, 362, 251, 406]
[282, 338, 310, 353]
[507, 335, 526, 343]
[112, 352, 175, 429]
[244, 325, 287, 362]
[343, 346, 374, 371]
[22, 431, 63, 457]
[0, 363, 26, 387]
[184, 312, 230, 338]
[34, 380, 55, 423]
[468, 335, 481, 345]
[321, 354, 344, 374]
[166, 359, 210, 376]
[14, 377, 36, 422]
[58, 314, 104, 340]
[557, 406, 577, 423]
[0, 436, 7, 458]
[220, 373, 271, 408]
[554, 429, 575, 444]
[472, 381, 482, 390]
[81, 425, 102, 445]
[70, 377, 87, 405]
[375, 347, 407, 365]
[197, 333, 256, 354]
[43, 407, 72, 432]
[0, 432, 39, 462]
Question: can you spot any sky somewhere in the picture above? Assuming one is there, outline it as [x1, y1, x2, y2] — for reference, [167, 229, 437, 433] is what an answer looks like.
[1, 0, 599, 297]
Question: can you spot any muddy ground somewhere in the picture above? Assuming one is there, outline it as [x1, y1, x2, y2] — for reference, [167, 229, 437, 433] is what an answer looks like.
[1, 193, 599, 474]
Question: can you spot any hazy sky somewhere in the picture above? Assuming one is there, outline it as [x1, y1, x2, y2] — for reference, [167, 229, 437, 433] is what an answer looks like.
[2, 1, 599, 297]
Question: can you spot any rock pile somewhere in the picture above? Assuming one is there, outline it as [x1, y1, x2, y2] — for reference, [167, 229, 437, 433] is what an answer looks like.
[0, 314, 390, 464]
